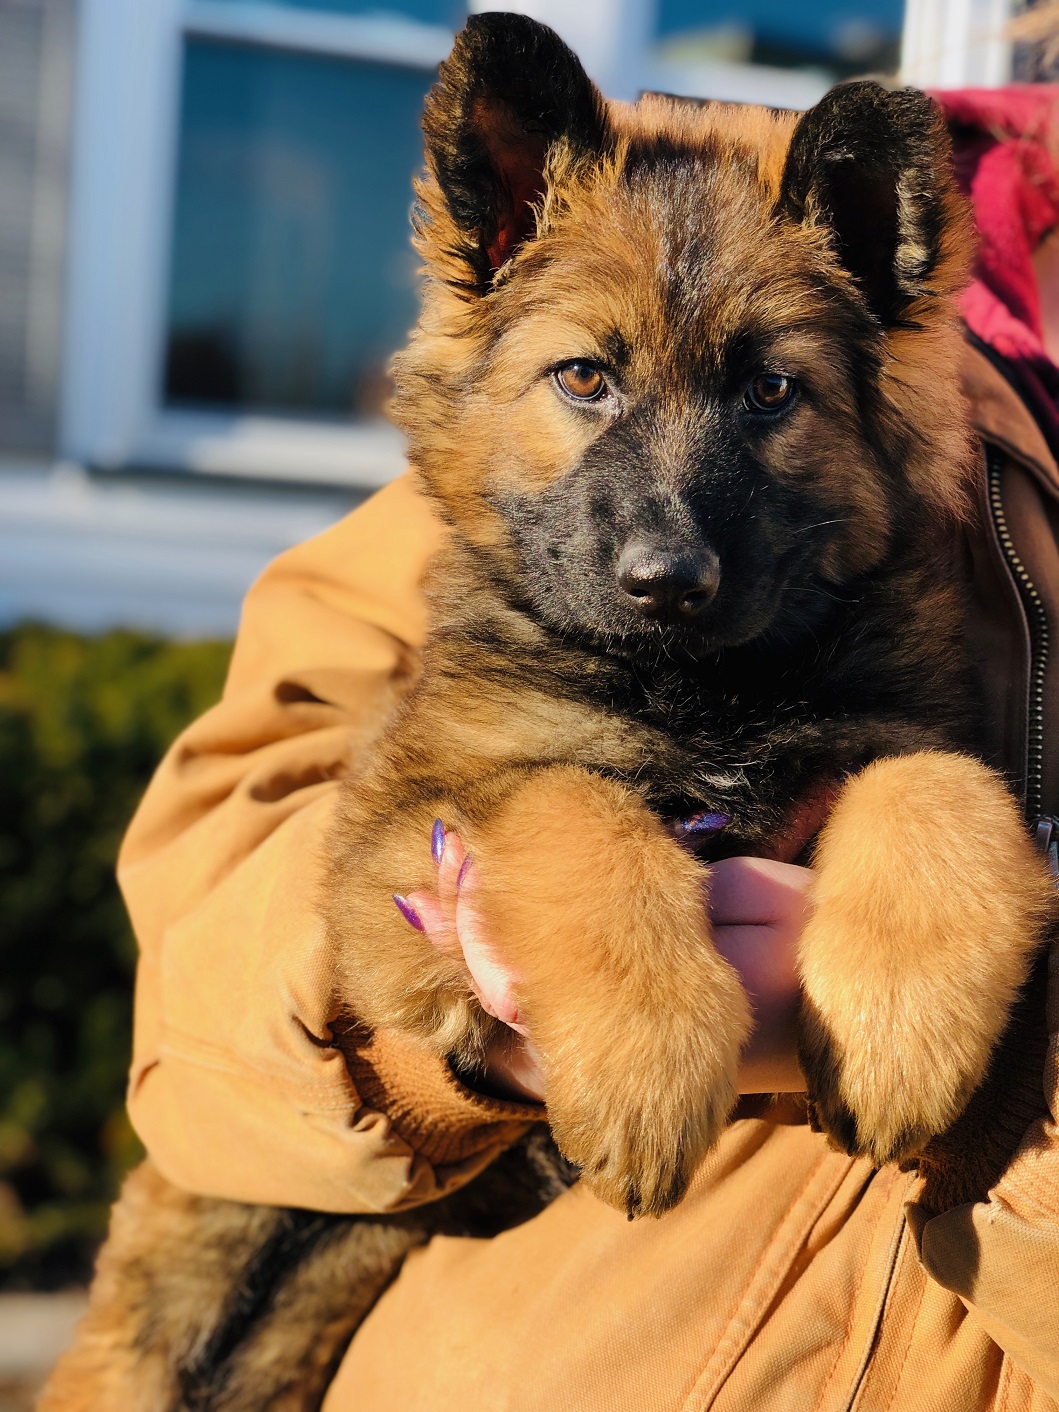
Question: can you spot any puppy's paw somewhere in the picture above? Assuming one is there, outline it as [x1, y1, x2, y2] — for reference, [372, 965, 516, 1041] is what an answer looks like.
[799, 996, 964, 1165]
[798, 753, 1055, 1165]
[545, 978, 746, 1217]
[467, 765, 751, 1216]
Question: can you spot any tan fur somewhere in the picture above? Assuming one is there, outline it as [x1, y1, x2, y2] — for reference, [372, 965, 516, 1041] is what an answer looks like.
[799, 752, 1056, 1164]
[41, 24, 1051, 1408]
[464, 768, 749, 1212]
[39, 1163, 247, 1411]
[324, 718, 749, 1215]
[398, 96, 975, 591]
[39, 1161, 425, 1412]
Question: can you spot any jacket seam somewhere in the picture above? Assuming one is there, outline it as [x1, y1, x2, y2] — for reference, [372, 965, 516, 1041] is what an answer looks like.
[974, 426, 1059, 503]
[845, 1219, 911, 1412]
[964, 334, 1059, 495]
[813, 1202, 893, 1412]
[818, 1175, 912, 1412]
[878, 1245, 925, 1412]
[679, 1152, 851, 1412]
[996, 1353, 1015, 1412]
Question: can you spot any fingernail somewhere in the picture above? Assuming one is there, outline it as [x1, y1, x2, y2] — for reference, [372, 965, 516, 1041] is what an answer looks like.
[431, 818, 445, 867]
[392, 894, 425, 932]
[457, 855, 473, 892]
[679, 810, 731, 837]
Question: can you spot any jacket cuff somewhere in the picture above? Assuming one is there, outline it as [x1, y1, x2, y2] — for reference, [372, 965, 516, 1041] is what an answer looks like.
[341, 1023, 542, 1171]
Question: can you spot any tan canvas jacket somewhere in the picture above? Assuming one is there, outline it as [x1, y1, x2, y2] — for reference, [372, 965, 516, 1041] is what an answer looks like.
[119, 344, 1059, 1410]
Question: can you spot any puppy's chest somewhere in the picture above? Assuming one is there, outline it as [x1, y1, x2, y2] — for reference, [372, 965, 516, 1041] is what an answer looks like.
[603, 682, 853, 844]
[524, 651, 967, 849]
[423, 599, 973, 848]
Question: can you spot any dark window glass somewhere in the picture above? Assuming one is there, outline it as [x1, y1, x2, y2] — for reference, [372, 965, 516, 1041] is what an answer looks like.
[206, 0, 464, 24]
[164, 39, 434, 419]
[656, 0, 903, 72]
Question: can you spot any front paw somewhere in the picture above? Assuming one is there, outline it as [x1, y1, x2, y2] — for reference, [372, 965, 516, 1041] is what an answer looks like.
[464, 765, 753, 1216]
[797, 753, 1055, 1166]
[544, 980, 746, 1217]
[798, 998, 951, 1165]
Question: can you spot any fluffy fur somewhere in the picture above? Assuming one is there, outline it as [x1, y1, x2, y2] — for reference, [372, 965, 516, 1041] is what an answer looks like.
[42, 16, 1056, 1410]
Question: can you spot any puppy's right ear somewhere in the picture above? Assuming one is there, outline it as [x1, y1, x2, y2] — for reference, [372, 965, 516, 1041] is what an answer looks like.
[418, 13, 609, 292]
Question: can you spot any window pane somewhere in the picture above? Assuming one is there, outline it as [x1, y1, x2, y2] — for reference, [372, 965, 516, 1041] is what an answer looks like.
[204, 0, 464, 26]
[164, 40, 434, 419]
[657, 0, 903, 73]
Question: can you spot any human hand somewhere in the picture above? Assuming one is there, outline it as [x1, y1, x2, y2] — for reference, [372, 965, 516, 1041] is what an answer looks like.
[708, 855, 809, 1094]
[394, 824, 810, 1104]
[394, 822, 546, 1102]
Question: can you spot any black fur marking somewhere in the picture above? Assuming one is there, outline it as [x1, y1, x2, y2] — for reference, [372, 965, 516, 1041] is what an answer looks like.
[777, 82, 949, 324]
[177, 1210, 354, 1406]
[421, 13, 610, 289]
[167, 1132, 576, 1411]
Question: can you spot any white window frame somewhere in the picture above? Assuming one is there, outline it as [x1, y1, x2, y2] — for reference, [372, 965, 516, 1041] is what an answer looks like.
[900, 0, 1012, 87]
[60, 0, 456, 487]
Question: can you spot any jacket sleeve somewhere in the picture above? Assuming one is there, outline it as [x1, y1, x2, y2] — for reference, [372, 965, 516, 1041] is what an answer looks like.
[119, 475, 540, 1215]
[910, 939, 1059, 1397]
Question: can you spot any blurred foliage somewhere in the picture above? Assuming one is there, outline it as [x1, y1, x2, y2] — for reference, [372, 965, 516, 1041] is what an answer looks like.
[0, 624, 231, 1288]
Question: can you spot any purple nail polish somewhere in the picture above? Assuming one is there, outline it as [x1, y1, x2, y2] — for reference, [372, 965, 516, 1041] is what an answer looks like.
[431, 818, 445, 867]
[679, 810, 732, 837]
[392, 894, 425, 932]
[457, 855, 473, 892]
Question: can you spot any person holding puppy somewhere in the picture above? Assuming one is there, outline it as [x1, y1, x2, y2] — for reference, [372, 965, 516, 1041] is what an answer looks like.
[51, 49, 1059, 1412]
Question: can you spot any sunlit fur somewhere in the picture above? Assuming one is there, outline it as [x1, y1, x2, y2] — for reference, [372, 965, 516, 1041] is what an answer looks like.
[43, 17, 1057, 1410]
[332, 15, 1052, 1205]
[324, 16, 1052, 1212]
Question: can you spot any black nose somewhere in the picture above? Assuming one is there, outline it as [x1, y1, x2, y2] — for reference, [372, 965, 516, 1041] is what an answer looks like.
[617, 541, 721, 620]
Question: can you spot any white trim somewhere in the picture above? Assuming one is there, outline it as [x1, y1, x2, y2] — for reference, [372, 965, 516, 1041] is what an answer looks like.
[133, 411, 407, 486]
[60, 0, 186, 470]
[900, 0, 1012, 88]
[0, 460, 359, 636]
[183, 2, 453, 70]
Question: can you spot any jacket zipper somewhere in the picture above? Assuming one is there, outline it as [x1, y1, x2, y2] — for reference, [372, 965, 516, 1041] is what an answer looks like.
[839, 446, 1056, 1409]
[842, 445, 1057, 1408]
[985, 446, 1051, 827]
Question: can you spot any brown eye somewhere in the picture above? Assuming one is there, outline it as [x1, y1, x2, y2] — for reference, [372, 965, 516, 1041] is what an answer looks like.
[556, 361, 606, 402]
[745, 372, 796, 413]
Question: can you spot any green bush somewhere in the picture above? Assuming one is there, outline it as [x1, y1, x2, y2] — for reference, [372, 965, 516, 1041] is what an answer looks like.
[0, 624, 231, 1288]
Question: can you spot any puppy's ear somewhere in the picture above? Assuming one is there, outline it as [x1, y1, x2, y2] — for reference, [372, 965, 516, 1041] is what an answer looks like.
[418, 13, 609, 291]
[778, 82, 968, 324]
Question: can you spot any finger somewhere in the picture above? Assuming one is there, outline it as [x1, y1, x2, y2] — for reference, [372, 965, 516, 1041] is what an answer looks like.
[435, 822, 467, 907]
[712, 921, 799, 1004]
[402, 889, 459, 955]
[454, 859, 529, 1034]
[707, 856, 813, 929]
[409, 820, 466, 958]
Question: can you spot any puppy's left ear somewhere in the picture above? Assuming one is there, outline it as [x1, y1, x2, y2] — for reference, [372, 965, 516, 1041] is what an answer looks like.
[778, 82, 969, 324]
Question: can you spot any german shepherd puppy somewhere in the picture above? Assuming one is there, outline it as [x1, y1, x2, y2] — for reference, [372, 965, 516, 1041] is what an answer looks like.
[41, 15, 1056, 1410]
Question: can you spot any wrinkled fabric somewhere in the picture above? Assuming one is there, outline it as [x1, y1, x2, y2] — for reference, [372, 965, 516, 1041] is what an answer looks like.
[938, 86, 1059, 456]
[122, 478, 540, 1214]
[122, 89, 1059, 1409]
[123, 461, 1059, 1409]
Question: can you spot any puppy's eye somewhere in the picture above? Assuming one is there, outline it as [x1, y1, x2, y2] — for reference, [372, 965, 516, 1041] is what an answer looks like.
[744, 373, 796, 413]
[556, 361, 607, 402]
